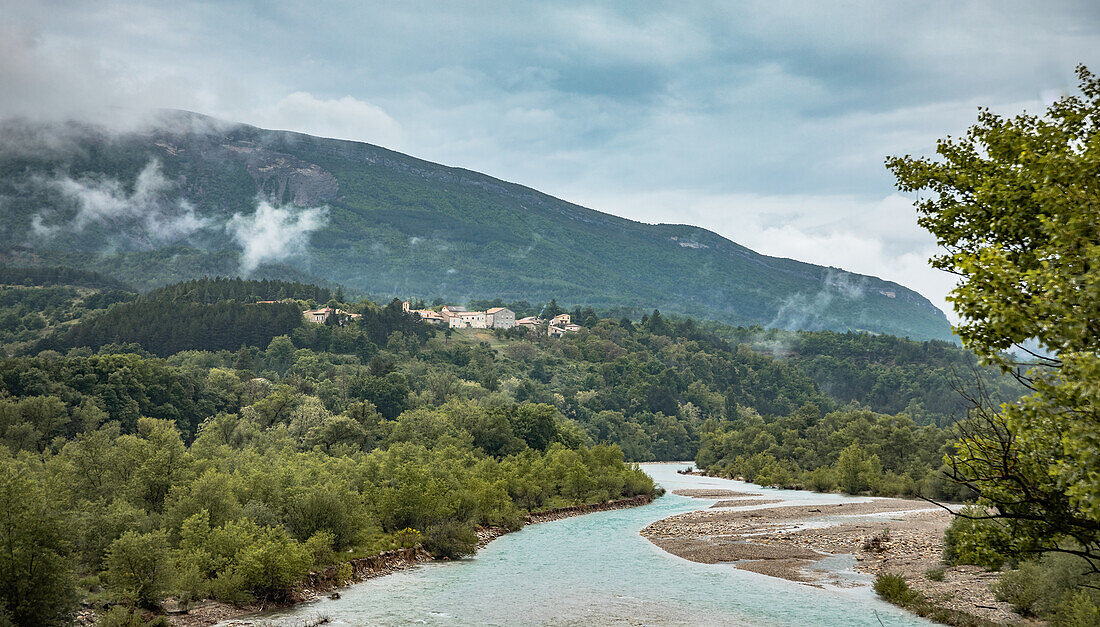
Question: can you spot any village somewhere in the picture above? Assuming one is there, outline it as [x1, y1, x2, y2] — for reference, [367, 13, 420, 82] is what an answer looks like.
[300, 301, 584, 337]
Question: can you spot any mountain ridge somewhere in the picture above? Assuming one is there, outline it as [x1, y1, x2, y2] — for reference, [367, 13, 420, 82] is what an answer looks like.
[0, 111, 952, 341]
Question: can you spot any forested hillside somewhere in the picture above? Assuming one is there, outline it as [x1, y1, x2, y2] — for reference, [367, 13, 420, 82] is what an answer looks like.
[0, 112, 953, 341]
[0, 273, 1020, 623]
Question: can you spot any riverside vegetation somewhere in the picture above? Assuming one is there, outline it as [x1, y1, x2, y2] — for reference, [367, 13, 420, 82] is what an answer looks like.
[0, 267, 1022, 625]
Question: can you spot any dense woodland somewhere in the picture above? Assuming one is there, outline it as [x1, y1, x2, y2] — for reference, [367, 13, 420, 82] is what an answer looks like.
[0, 270, 1023, 624]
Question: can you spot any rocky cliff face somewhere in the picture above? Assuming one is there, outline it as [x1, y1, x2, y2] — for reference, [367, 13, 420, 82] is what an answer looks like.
[222, 141, 340, 207]
[151, 134, 341, 208]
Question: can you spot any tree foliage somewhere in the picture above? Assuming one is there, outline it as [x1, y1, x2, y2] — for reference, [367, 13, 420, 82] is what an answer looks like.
[888, 65, 1100, 570]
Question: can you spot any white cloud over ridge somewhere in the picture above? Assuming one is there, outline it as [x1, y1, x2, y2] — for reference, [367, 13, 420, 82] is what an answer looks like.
[249, 92, 403, 149]
[226, 201, 329, 275]
[572, 188, 961, 321]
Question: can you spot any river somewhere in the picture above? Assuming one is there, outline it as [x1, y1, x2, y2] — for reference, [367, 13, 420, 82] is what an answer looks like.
[242, 463, 929, 626]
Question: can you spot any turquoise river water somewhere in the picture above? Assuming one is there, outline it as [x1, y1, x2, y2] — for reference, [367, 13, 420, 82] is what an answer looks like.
[240, 463, 930, 626]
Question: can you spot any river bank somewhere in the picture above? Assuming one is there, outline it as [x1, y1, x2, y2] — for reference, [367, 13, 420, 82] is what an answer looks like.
[642, 492, 1023, 624]
[168, 547, 433, 627]
[177, 494, 655, 626]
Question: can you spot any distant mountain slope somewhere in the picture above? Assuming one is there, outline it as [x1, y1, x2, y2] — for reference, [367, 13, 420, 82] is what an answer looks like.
[0, 111, 953, 340]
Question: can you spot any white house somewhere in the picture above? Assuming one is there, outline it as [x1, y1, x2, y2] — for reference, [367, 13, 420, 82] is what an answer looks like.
[445, 309, 488, 329]
[550, 313, 571, 326]
[415, 310, 446, 325]
[548, 322, 583, 337]
[516, 316, 540, 330]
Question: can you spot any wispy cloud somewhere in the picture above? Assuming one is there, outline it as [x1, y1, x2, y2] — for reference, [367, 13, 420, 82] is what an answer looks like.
[31, 159, 210, 243]
[225, 201, 328, 274]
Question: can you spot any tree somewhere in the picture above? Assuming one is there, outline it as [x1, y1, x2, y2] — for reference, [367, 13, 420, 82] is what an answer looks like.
[541, 299, 564, 319]
[0, 453, 77, 625]
[887, 65, 1100, 570]
[835, 443, 881, 494]
[105, 530, 172, 608]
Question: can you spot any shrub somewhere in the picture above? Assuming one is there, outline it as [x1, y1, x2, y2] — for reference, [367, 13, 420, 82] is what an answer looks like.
[993, 560, 1047, 615]
[394, 527, 422, 549]
[805, 466, 836, 492]
[98, 607, 170, 627]
[874, 573, 916, 605]
[285, 487, 365, 551]
[942, 506, 1009, 569]
[333, 562, 354, 586]
[1054, 589, 1100, 627]
[303, 531, 336, 569]
[421, 521, 478, 559]
[994, 553, 1100, 621]
[105, 530, 173, 608]
[925, 567, 945, 582]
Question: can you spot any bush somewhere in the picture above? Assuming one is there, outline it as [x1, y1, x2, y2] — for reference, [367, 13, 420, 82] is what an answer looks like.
[303, 531, 336, 569]
[993, 560, 1047, 615]
[942, 506, 1009, 569]
[421, 521, 478, 559]
[994, 553, 1100, 622]
[98, 607, 170, 627]
[805, 466, 836, 492]
[874, 573, 916, 605]
[394, 527, 422, 549]
[1054, 589, 1100, 627]
[105, 530, 173, 608]
[925, 567, 945, 581]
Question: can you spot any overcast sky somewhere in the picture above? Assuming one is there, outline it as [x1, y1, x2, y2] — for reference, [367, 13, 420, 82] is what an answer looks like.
[4, 1, 1099, 319]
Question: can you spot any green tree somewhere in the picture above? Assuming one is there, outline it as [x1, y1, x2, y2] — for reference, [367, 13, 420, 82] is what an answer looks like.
[835, 443, 882, 494]
[887, 65, 1100, 569]
[0, 453, 77, 625]
[105, 530, 173, 608]
[541, 299, 564, 319]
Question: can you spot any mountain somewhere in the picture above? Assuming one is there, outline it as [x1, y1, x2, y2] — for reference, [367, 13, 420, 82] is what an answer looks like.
[0, 111, 953, 340]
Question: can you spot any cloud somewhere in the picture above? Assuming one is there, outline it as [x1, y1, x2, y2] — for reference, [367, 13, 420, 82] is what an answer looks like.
[225, 201, 328, 274]
[1, 0, 1096, 321]
[32, 159, 211, 243]
[248, 92, 403, 148]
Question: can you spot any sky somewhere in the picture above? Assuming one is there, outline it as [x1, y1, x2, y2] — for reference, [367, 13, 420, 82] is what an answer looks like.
[3, 1, 1099, 319]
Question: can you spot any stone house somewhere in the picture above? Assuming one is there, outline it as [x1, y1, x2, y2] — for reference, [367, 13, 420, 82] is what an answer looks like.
[485, 307, 516, 329]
